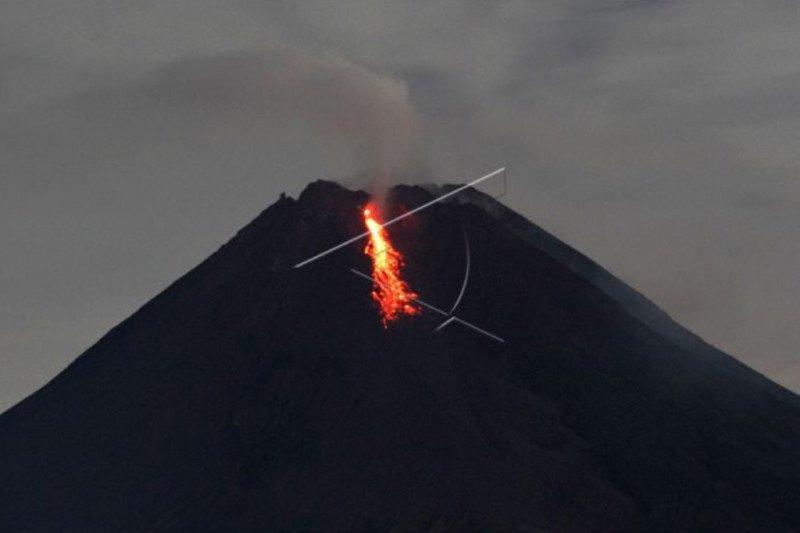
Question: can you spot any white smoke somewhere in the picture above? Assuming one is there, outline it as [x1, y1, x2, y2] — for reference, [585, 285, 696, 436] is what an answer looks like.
[259, 46, 423, 194]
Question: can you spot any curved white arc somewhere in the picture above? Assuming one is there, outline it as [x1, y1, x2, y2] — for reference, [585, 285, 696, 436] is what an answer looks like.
[294, 167, 505, 268]
[449, 227, 470, 314]
[349, 268, 504, 343]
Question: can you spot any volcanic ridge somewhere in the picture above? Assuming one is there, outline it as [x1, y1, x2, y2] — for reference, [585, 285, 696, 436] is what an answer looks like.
[1, 180, 799, 532]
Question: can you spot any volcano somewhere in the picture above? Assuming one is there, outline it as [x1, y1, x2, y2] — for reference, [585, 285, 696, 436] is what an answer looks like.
[2, 180, 799, 532]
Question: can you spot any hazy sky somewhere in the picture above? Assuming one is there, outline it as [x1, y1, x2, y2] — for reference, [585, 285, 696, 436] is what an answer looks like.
[2, 1, 798, 412]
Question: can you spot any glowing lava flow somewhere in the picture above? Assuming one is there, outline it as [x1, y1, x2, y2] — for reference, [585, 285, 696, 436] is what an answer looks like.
[363, 203, 419, 326]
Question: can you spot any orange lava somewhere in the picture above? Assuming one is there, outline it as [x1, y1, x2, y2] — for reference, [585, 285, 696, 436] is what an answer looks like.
[363, 203, 419, 326]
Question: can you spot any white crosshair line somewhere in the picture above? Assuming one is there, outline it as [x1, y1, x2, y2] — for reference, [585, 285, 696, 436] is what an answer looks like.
[293, 167, 506, 269]
[293, 167, 507, 343]
[349, 268, 505, 343]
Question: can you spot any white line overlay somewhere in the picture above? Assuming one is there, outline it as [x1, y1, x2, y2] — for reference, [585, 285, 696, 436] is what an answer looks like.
[293, 167, 505, 269]
[349, 268, 505, 343]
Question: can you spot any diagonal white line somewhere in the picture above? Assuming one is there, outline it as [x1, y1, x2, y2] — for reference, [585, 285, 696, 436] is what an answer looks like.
[349, 268, 505, 343]
[448, 317, 506, 344]
[435, 316, 457, 331]
[349, 268, 449, 315]
[294, 167, 506, 268]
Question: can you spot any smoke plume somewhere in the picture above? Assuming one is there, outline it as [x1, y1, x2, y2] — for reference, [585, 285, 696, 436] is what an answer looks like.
[261, 47, 423, 193]
[71, 45, 423, 195]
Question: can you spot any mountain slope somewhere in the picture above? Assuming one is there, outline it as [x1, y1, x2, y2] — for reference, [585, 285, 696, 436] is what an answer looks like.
[1, 180, 798, 532]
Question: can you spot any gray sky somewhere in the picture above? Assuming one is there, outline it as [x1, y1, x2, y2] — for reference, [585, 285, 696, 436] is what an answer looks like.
[1, 1, 798, 412]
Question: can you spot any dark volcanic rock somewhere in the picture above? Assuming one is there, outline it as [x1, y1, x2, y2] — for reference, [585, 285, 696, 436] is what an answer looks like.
[1, 181, 799, 531]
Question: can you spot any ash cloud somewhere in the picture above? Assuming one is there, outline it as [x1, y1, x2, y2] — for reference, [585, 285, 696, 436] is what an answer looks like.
[258, 47, 423, 192]
[68, 46, 424, 191]
[1, 0, 799, 411]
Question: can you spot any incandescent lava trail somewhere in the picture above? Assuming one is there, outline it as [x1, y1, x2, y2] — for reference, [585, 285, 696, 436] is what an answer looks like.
[362, 203, 420, 326]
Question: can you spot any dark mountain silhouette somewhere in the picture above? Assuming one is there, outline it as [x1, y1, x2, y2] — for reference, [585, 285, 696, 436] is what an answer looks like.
[2, 180, 799, 532]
